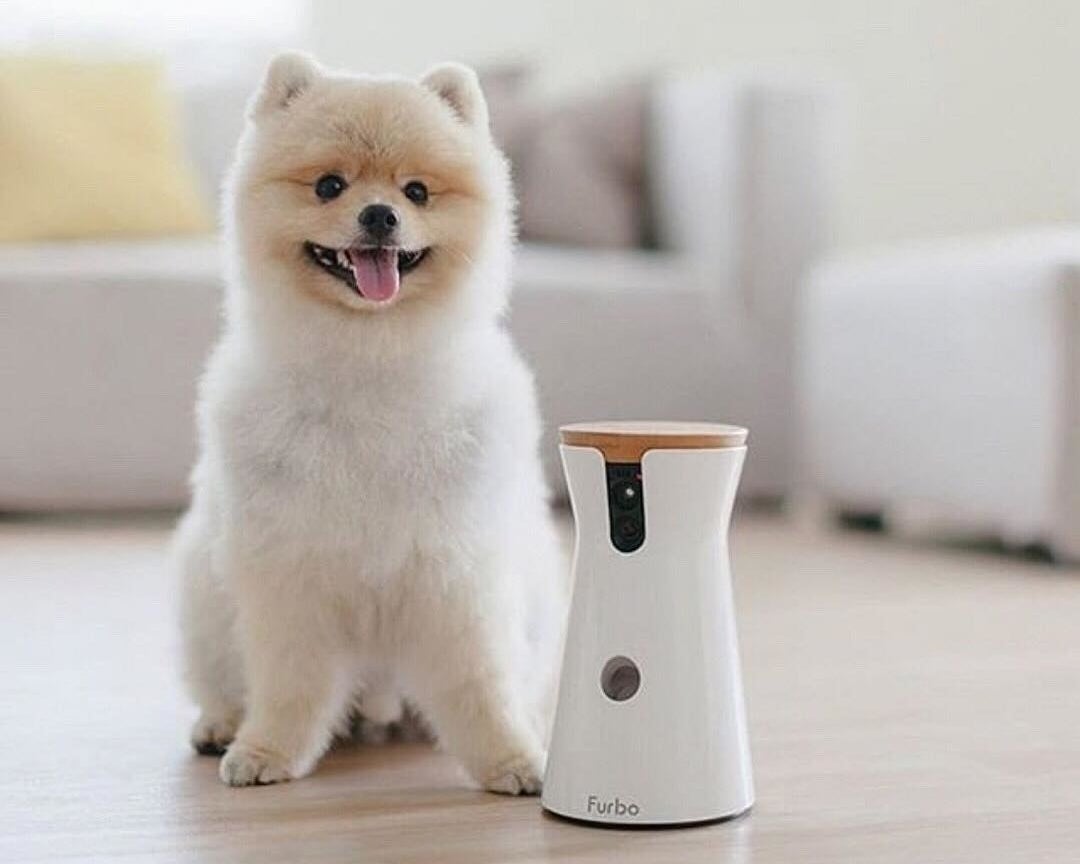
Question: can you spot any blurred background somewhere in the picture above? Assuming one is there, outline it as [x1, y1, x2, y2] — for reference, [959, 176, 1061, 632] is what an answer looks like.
[4, 6, 1080, 859]
[2, 0, 1079, 559]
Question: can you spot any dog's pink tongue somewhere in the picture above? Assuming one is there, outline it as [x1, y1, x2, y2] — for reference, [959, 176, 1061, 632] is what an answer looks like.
[346, 248, 399, 302]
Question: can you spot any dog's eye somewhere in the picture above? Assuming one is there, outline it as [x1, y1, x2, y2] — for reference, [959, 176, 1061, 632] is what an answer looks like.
[403, 181, 429, 205]
[315, 174, 347, 201]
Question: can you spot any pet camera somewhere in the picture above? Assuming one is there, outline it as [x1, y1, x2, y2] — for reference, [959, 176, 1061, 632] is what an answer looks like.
[542, 421, 754, 826]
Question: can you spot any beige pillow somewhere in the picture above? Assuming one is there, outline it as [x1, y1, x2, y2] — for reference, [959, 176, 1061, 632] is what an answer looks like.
[0, 55, 212, 242]
[504, 81, 649, 249]
[477, 64, 534, 153]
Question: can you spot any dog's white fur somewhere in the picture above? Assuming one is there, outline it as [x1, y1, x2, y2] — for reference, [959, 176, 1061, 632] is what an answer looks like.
[173, 53, 564, 794]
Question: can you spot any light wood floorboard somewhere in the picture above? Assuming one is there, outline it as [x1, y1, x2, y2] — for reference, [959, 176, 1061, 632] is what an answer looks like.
[1, 512, 1078, 862]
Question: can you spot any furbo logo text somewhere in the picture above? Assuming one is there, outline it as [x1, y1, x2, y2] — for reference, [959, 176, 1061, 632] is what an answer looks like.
[586, 794, 641, 817]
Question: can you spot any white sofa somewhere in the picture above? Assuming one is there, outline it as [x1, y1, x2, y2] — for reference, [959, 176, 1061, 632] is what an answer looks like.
[0, 70, 833, 509]
[800, 229, 1080, 561]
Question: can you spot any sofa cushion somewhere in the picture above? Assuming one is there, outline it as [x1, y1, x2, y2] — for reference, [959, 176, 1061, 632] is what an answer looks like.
[0, 236, 221, 285]
[0, 236, 689, 294]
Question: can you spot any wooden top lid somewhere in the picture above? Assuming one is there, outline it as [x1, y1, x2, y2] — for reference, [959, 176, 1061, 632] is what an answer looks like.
[559, 421, 748, 462]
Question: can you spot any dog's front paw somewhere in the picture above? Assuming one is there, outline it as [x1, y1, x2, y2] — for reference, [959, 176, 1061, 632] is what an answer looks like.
[481, 749, 545, 796]
[190, 712, 240, 756]
[219, 742, 294, 787]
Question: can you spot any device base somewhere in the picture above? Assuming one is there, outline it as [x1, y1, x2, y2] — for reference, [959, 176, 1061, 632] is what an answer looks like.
[540, 801, 753, 830]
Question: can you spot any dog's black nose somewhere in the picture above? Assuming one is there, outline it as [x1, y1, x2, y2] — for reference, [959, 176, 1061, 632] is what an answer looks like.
[358, 204, 400, 239]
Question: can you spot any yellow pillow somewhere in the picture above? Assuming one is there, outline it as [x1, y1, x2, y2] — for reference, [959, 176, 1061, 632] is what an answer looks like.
[0, 55, 213, 242]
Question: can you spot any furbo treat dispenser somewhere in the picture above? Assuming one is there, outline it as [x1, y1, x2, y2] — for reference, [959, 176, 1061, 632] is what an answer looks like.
[542, 421, 754, 826]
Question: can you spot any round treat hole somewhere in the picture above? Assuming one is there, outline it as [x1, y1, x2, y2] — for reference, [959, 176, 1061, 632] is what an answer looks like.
[600, 655, 641, 702]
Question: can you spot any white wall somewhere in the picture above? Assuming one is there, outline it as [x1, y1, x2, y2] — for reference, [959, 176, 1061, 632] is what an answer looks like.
[307, 0, 1080, 253]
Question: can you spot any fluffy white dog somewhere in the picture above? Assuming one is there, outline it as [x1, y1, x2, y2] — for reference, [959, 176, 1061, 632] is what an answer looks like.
[172, 52, 564, 794]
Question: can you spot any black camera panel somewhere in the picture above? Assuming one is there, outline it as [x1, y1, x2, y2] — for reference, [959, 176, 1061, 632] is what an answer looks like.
[606, 462, 645, 553]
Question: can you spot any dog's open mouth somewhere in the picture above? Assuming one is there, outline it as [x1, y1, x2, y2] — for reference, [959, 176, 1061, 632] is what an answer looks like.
[304, 242, 429, 302]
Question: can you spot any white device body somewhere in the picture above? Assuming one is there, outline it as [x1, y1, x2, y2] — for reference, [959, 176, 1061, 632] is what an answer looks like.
[542, 443, 754, 826]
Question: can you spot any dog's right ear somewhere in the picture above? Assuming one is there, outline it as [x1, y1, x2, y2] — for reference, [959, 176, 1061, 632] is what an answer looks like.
[249, 51, 321, 120]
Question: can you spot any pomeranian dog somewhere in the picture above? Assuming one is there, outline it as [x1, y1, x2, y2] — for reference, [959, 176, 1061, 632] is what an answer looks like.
[172, 52, 564, 794]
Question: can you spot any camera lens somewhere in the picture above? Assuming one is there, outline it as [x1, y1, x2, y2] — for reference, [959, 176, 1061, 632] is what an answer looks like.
[610, 480, 640, 511]
[606, 463, 646, 553]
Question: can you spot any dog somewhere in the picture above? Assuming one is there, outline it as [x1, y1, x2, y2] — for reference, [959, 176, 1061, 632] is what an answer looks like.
[172, 52, 565, 794]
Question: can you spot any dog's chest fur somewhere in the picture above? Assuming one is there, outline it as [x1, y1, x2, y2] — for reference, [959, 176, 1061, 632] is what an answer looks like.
[211, 342, 494, 577]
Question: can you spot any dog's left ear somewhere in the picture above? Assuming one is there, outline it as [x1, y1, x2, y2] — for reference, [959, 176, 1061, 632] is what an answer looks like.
[421, 63, 489, 131]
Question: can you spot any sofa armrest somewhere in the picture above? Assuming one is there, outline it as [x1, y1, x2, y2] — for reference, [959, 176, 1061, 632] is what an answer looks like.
[1058, 263, 1080, 559]
[649, 69, 837, 495]
[650, 69, 837, 329]
[0, 239, 222, 509]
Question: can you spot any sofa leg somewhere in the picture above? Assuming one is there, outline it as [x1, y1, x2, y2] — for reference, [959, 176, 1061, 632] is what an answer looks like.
[834, 507, 887, 532]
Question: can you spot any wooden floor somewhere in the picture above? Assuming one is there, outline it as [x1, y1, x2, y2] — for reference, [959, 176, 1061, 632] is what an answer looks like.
[2, 511, 1079, 863]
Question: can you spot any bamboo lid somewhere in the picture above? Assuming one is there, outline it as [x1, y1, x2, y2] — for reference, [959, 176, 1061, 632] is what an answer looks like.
[559, 421, 748, 462]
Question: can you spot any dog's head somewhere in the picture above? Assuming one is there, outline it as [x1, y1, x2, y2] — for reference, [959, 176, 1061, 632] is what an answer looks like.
[228, 53, 511, 320]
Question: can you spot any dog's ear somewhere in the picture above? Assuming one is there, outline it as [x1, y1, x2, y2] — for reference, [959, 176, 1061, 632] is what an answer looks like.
[420, 63, 489, 130]
[249, 51, 322, 120]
